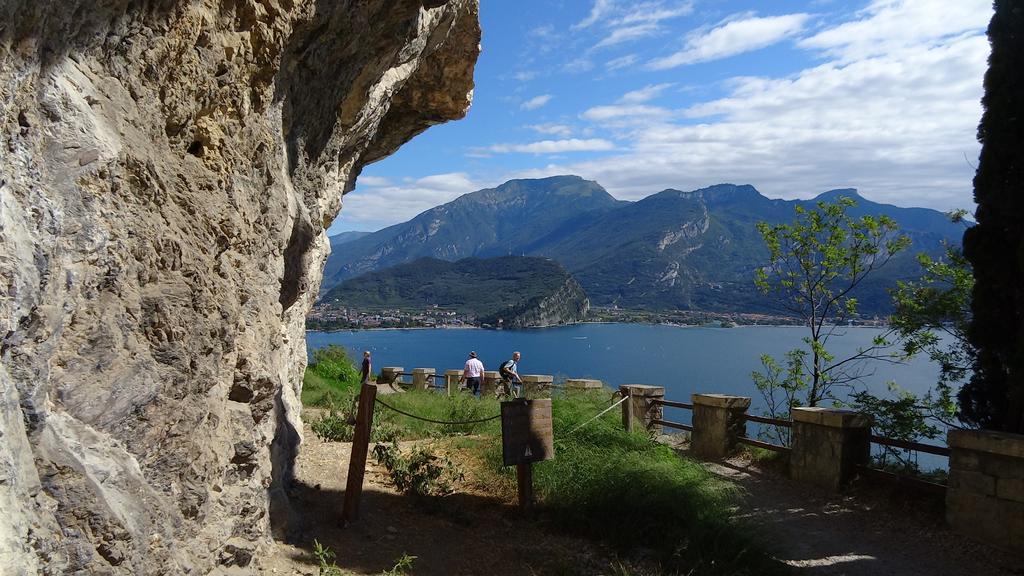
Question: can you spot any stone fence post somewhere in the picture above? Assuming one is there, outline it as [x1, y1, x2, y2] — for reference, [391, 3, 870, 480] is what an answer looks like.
[444, 369, 462, 395]
[482, 371, 501, 396]
[521, 374, 553, 395]
[412, 368, 435, 390]
[790, 407, 870, 491]
[565, 378, 602, 392]
[381, 367, 404, 386]
[619, 385, 665, 434]
[691, 394, 750, 460]
[946, 429, 1024, 552]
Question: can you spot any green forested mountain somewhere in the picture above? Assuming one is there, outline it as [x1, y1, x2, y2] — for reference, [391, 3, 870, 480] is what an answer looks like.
[323, 178, 967, 316]
[321, 175, 624, 291]
[319, 256, 589, 327]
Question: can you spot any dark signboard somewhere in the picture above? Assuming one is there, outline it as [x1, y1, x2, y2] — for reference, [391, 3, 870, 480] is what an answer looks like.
[501, 399, 554, 466]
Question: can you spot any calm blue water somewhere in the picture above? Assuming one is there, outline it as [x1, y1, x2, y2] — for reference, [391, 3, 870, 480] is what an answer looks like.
[307, 323, 950, 467]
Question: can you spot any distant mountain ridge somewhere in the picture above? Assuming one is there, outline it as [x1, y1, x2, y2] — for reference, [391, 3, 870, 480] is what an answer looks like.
[322, 175, 624, 288]
[323, 177, 967, 316]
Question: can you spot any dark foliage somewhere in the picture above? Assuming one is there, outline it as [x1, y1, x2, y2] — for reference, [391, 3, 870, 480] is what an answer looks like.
[961, 1, 1024, 433]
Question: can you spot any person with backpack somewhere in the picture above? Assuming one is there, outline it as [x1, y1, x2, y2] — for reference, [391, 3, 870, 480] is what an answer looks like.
[499, 351, 523, 398]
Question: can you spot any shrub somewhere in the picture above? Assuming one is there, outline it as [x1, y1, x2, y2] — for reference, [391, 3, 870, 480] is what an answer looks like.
[309, 345, 361, 391]
[310, 410, 354, 442]
[372, 440, 464, 497]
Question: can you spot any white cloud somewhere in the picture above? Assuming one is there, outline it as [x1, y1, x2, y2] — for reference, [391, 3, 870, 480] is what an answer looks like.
[528, 123, 574, 137]
[605, 54, 639, 71]
[595, 23, 661, 48]
[574, 0, 614, 30]
[549, 28, 988, 210]
[513, 70, 538, 82]
[613, 2, 693, 26]
[648, 13, 810, 69]
[563, 57, 595, 73]
[800, 0, 990, 61]
[585, 1, 693, 50]
[521, 94, 553, 110]
[356, 175, 391, 187]
[338, 173, 482, 229]
[486, 139, 615, 154]
[581, 104, 672, 122]
[620, 83, 675, 103]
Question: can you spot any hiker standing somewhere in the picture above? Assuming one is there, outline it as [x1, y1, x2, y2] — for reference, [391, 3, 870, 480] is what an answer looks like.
[461, 351, 485, 398]
[499, 351, 523, 398]
[360, 350, 372, 385]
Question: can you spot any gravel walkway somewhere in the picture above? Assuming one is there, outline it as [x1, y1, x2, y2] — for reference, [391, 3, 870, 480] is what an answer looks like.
[703, 455, 1022, 575]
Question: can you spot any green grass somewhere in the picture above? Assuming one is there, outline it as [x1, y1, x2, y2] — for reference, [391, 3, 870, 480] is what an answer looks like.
[302, 368, 358, 407]
[372, 389, 503, 439]
[477, 391, 787, 575]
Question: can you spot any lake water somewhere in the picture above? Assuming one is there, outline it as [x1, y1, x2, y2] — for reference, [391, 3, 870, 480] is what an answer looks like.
[307, 323, 950, 468]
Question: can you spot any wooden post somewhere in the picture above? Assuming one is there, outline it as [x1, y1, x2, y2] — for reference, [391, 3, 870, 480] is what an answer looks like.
[341, 382, 377, 526]
[516, 462, 533, 511]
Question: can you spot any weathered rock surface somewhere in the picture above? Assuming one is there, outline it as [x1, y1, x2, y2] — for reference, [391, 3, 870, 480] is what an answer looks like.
[0, 1, 479, 573]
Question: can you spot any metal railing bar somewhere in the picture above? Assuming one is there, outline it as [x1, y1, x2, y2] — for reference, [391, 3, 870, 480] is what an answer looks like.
[741, 414, 793, 428]
[736, 436, 790, 453]
[855, 464, 947, 495]
[870, 435, 950, 457]
[652, 399, 693, 410]
[650, 418, 693, 432]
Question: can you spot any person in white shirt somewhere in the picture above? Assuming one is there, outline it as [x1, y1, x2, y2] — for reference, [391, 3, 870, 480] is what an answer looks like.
[460, 351, 485, 398]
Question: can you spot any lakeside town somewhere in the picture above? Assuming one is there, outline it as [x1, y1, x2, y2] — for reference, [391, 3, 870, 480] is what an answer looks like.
[305, 303, 890, 331]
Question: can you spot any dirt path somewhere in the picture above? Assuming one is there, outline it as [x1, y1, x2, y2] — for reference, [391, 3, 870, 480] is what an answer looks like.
[263, 418, 613, 576]
[697, 452, 1022, 576]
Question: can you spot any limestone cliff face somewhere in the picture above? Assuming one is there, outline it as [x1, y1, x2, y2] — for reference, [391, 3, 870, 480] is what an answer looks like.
[502, 277, 590, 329]
[0, 1, 479, 573]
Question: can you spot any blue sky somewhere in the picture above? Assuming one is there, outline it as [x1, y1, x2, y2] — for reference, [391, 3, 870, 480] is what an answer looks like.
[330, 0, 992, 233]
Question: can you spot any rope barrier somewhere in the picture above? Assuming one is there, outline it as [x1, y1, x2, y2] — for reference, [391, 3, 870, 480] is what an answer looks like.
[374, 397, 501, 425]
[558, 393, 629, 439]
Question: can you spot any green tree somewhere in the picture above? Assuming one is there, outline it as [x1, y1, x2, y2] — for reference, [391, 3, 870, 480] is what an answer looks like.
[753, 197, 911, 416]
[842, 240, 972, 470]
[891, 244, 974, 395]
[961, 0, 1024, 434]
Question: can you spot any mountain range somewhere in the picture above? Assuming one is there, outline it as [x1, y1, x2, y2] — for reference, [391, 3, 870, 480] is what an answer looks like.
[322, 176, 967, 316]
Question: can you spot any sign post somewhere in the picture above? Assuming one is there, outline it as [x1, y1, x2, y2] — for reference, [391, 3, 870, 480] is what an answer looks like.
[500, 398, 554, 511]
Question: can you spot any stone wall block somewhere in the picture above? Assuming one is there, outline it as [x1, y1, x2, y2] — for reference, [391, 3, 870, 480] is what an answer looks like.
[980, 453, 1024, 480]
[521, 374, 553, 394]
[482, 371, 501, 396]
[690, 394, 750, 460]
[790, 407, 870, 491]
[949, 469, 996, 496]
[411, 368, 435, 390]
[947, 429, 1024, 552]
[565, 379, 602, 391]
[949, 449, 981, 472]
[620, 385, 666, 434]
[996, 478, 1024, 503]
[381, 367, 405, 386]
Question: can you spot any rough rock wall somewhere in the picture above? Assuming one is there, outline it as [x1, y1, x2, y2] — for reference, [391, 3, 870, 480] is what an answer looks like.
[504, 278, 590, 329]
[0, 1, 479, 573]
